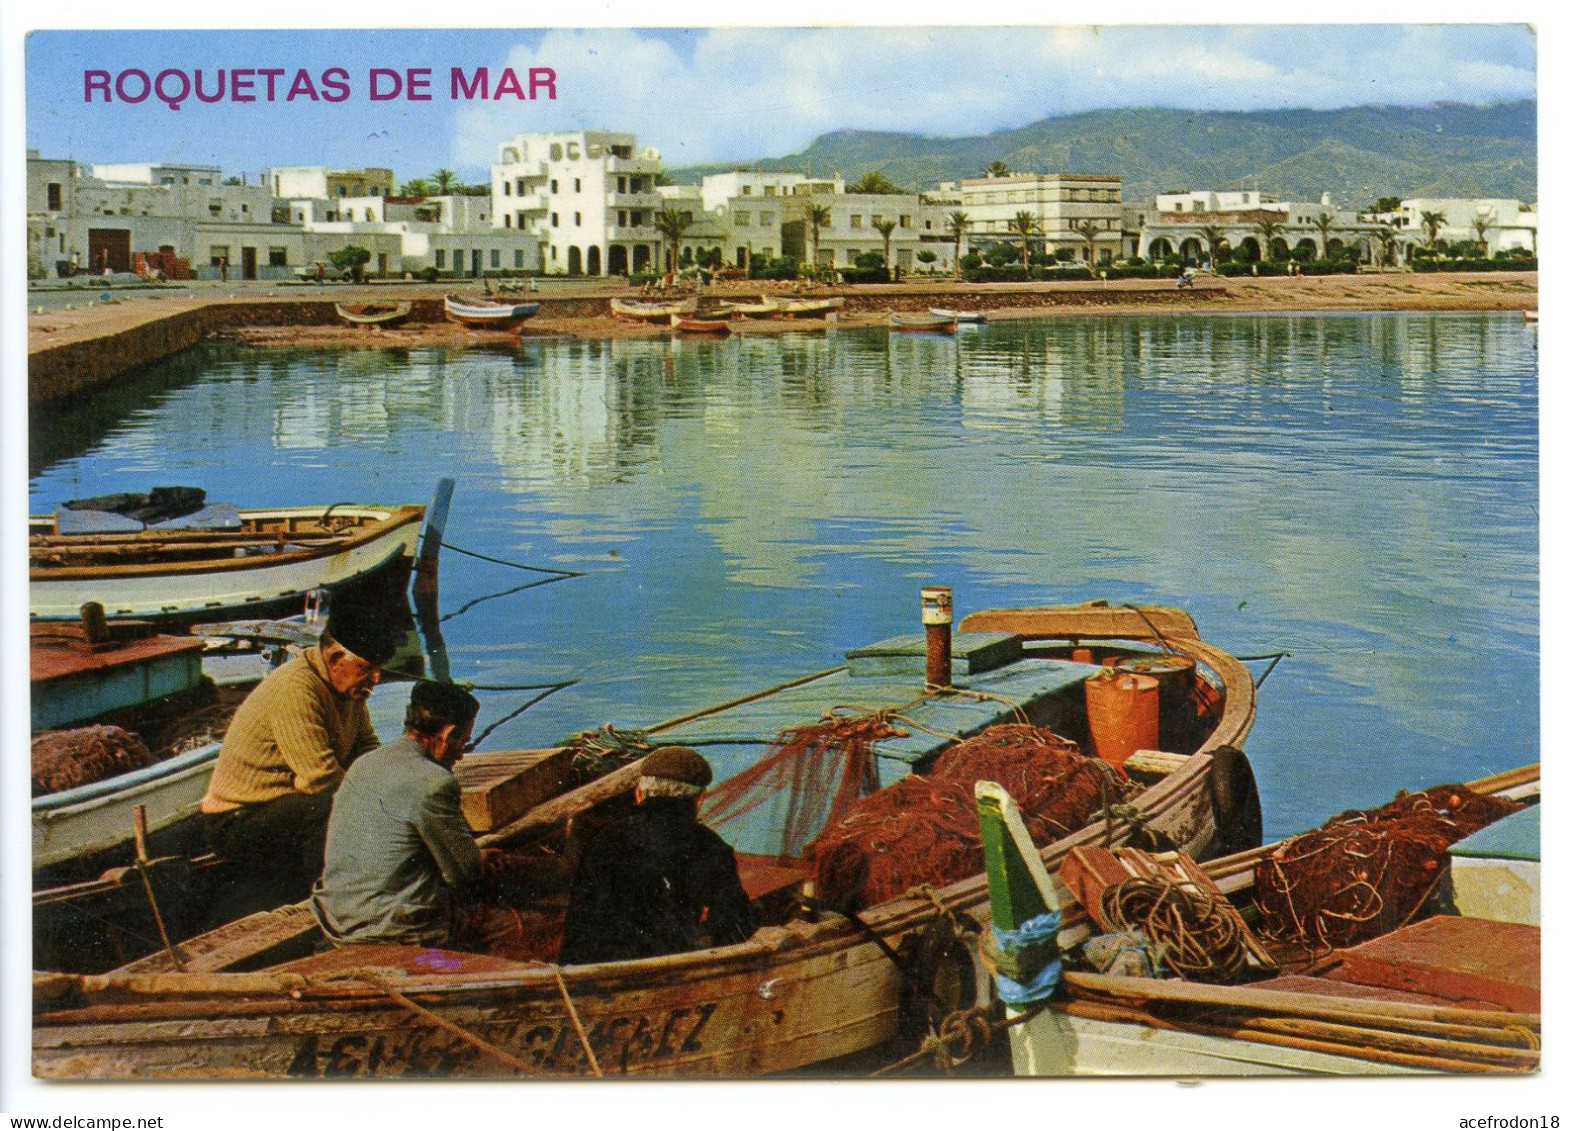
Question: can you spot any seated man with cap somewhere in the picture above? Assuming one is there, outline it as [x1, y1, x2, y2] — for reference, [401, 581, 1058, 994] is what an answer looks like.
[561, 746, 756, 965]
[201, 604, 396, 908]
[312, 680, 525, 954]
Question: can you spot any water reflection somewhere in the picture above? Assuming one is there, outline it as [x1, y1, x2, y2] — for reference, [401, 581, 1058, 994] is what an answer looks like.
[29, 313, 1537, 834]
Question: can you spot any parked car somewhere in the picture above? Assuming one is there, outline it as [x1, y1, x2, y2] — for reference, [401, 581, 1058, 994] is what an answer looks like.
[292, 261, 348, 283]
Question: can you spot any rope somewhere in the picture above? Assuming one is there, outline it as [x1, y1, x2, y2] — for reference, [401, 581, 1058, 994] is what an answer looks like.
[439, 540, 585, 578]
[1099, 877, 1248, 983]
[440, 574, 577, 622]
[550, 965, 604, 1078]
[466, 681, 576, 752]
[870, 1002, 1049, 1076]
[347, 970, 537, 1074]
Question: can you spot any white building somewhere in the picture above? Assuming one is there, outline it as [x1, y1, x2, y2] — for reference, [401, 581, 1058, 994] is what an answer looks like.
[1139, 191, 1379, 264]
[1392, 198, 1536, 255]
[698, 171, 843, 214]
[956, 173, 1127, 264]
[269, 166, 395, 201]
[490, 130, 663, 276]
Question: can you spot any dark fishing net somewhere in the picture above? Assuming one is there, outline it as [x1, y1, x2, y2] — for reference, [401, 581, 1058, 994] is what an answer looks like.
[701, 711, 900, 861]
[32, 725, 157, 795]
[806, 723, 1122, 912]
[1255, 784, 1525, 950]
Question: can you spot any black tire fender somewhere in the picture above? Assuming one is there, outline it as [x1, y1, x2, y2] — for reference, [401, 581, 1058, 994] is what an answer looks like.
[1210, 743, 1263, 856]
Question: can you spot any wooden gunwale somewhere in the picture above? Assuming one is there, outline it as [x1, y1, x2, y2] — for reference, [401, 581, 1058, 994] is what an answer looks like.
[30, 506, 423, 582]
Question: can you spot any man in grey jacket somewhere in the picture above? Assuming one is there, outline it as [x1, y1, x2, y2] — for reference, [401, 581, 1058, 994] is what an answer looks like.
[312, 680, 515, 951]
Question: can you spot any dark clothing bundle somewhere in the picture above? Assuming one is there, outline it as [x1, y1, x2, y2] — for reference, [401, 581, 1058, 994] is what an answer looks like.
[561, 799, 756, 965]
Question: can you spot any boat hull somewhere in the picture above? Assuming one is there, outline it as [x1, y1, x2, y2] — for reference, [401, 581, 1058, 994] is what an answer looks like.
[335, 302, 411, 327]
[443, 296, 540, 329]
[33, 604, 1257, 1078]
[30, 505, 423, 623]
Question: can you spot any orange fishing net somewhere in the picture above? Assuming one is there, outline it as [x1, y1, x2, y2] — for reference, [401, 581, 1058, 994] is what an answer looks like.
[701, 711, 901, 860]
[806, 724, 1120, 912]
[32, 725, 157, 795]
[1255, 784, 1524, 950]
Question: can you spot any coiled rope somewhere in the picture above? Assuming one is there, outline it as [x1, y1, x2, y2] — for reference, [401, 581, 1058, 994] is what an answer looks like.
[1099, 876, 1248, 984]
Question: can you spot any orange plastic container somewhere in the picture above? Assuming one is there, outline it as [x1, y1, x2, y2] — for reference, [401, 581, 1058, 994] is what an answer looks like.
[1084, 670, 1160, 768]
[1117, 653, 1198, 752]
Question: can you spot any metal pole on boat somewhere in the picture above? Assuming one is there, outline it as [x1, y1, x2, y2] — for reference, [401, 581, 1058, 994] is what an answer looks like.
[413, 477, 455, 601]
[922, 585, 953, 690]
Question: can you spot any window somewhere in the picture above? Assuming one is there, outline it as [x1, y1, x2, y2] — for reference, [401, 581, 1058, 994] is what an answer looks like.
[364, 208, 373, 221]
[872, 214, 883, 225]
[504, 183, 512, 196]
[517, 212, 525, 229]
[436, 250, 446, 268]
[516, 178, 525, 195]
[741, 185, 752, 195]
[850, 214, 863, 228]
[551, 213, 559, 228]
[491, 249, 500, 268]
[764, 186, 776, 197]
[268, 247, 288, 266]
[47, 183, 62, 210]
[619, 211, 626, 226]
[574, 178, 581, 192]
[574, 212, 581, 226]
[761, 213, 776, 227]
[618, 176, 627, 193]
[900, 215, 912, 228]
[735, 211, 750, 226]
[505, 215, 512, 228]
[550, 180, 558, 193]
[515, 250, 524, 268]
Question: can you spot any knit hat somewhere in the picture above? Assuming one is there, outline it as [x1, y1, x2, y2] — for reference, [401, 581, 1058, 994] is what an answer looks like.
[324, 604, 398, 666]
[408, 680, 481, 728]
[638, 746, 713, 799]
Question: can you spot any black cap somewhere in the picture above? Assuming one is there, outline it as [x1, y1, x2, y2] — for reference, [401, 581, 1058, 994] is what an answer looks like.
[409, 680, 481, 728]
[325, 604, 398, 666]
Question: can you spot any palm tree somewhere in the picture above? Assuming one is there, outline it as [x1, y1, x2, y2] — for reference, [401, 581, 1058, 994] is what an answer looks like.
[803, 203, 833, 271]
[1253, 216, 1286, 262]
[1375, 226, 1400, 268]
[1007, 211, 1037, 270]
[431, 169, 457, 195]
[1472, 211, 1495, 255]
[400, 178, 433, 198]
[653, 207, 692, 274]
[1311, 212, 1336, 259]
[848, 171, 902, 195]
[1197, 223, 1228, 268]
[873, 218, 897, 277]
[947, 211, 971, 276]
[1070, 217, 1102, 266]
[985, 160, 1011, 178]
[1419, 210, 1447, 250]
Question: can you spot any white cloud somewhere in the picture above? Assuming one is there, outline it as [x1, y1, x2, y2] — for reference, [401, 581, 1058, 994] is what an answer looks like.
[443, 25, 1533, 171]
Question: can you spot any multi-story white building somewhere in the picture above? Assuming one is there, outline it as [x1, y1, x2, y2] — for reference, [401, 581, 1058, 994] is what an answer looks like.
[490, 130, 663, 275]
[698, 171, 843, 214]
[1390, 198, 1536, 255]
[1139, 191, 1379, 264]
[270, 166, 395, 201]
[959, 173, 1127, 264]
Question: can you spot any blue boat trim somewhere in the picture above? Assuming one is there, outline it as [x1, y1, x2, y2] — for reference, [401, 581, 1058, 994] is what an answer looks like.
[32, 741, 221, 812]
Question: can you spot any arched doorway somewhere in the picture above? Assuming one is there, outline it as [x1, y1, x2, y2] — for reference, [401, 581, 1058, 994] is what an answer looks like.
[1268, 237, 1291, 261]
[608, 245, 628, 275]
[1326, 238, 1345, 259]
[587, 246, 601, 275]
[567, 246, 582, 275]
[1179, 237, 1204, 262]
[1294, 238, 1318, 259]
[632, 244, 650, 273]
[1237, 237, 1262, 262]
[1147, 237, 1175, 260]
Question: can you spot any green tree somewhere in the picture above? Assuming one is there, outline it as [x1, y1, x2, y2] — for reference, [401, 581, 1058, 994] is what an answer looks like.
[1375, 226, 1400, 268]
[873, 218, 898, 277]
[985, 160, 1011, 178]
[1007, 211, 1037, 270]
[431, 169, 457, 194]
[1197, 223, 1228, 267]
[653, 207, 693, 273]
[916, 249, 937, 272]
[946, 211, 971, 277]
[1419, 210, 1447, 250]
[400, 178, 432, 197]
[1253, 216, 1286, 261]
[804, 202, 833, 269]
[1472, 211, 1495, 252]
[1372, 196, 1402, 215]
[1070, 217, 1104, 266]
[330, 245, 372, 282]
[1311, 212, 1337, 258]
[848, 171, 903, 195]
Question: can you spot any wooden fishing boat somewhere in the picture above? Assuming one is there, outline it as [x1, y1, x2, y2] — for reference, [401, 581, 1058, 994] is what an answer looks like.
[610, 297, 696, 322]
[773, 296, 844, 318]
[890, 312, 958, 334]
[334, 302, 412, 328]
[443, 294, 540, 330]
[32, 601, 1261, 1079]
[729, 296, 782, 318]
[671, 314, 731, 335]
[29, 503, 425, 623]
[31, 622, 209, 733]
[929, 308, 985, 324]
[979, 763, 1540, 1077]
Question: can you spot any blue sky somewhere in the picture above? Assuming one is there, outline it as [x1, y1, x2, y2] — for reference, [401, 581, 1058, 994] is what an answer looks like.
[25, 24, 1538, 184]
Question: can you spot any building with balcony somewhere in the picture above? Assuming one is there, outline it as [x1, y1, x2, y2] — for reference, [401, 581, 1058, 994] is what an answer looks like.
[491, 130, 662, 275]
[958, 173, 1127, 264]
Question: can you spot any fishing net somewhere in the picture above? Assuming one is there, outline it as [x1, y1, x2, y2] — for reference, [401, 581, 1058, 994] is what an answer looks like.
[806, 723, 1123, 912]
[32, 725, 157, 795]
[1254, 784, 1525, 950]
[701, 711, 901, 861]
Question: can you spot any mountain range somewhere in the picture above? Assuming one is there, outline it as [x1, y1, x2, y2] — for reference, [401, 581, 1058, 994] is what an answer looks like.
[667, 102, 1537, 207]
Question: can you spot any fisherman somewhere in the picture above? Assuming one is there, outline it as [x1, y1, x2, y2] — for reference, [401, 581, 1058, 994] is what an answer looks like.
[311, 680, 532, 954]
[561, 746, 756, 965]
[200, 604, 396, 908]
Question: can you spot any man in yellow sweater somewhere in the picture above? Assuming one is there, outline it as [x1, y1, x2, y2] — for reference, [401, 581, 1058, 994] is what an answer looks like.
[201, 604, 397, 909]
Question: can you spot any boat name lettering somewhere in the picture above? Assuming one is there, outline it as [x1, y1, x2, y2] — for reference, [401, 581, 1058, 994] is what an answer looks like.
[285, 1000, 719, 1076]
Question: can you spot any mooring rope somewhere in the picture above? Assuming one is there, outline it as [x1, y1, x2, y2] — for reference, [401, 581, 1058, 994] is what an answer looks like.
[439, 540, 585, 578]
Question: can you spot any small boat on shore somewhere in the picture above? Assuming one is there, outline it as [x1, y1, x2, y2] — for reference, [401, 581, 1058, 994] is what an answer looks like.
[610, 297, 696, 322]
[978, 762, 1540, 1077]
[773, 296, 844, 318]
[890, 312, 958, 334]
[730, 296, 782, 318]
[443, 294, 540, 330]
[33, 600, 1263, 1079]
[671, 314, 731, 335]
[29, 500, 426, 623]
[334, 302, 412, 328]
[929, 308, 985, 324]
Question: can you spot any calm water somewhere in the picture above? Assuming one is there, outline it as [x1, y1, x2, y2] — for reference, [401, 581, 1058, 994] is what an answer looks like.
[30, 313, 1538, 837]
